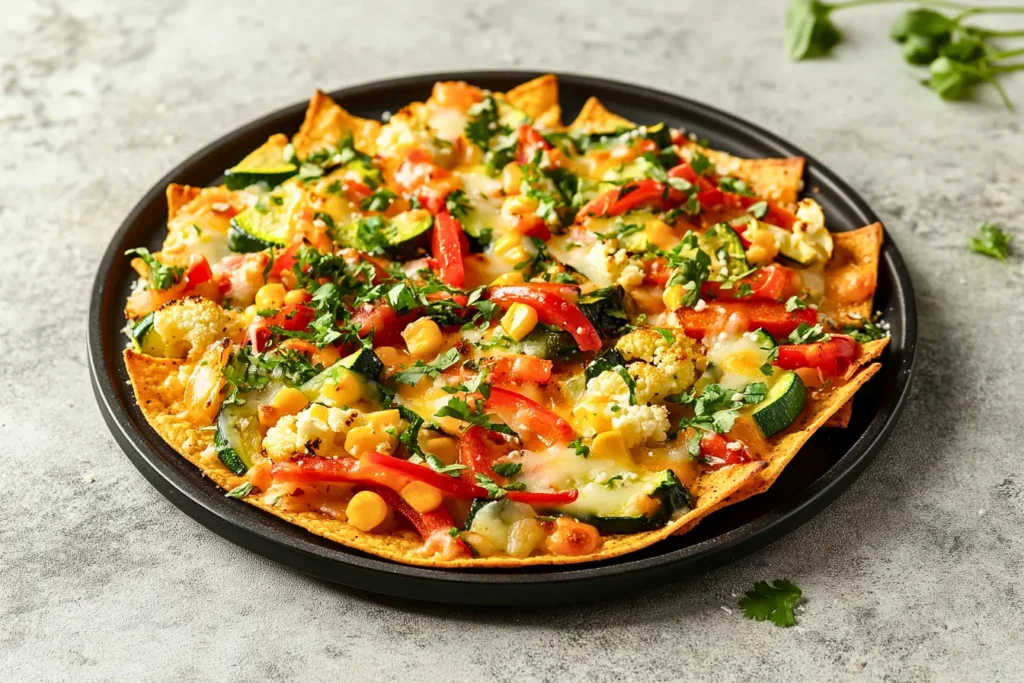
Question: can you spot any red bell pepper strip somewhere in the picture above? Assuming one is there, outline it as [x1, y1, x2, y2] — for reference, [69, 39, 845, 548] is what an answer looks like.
[431, 210, 466, 288]
[344, 179, 373, 203]
[504, 281, 580, 302]
[271, 457, 362, 483]
[679, 301, 817, 340]
[699, 432, 752, 469]
[488, 285, 601, 351]
[667, 163, 717, 192]
[363, 483, 467, 547]
[505, 489, 579, 505]
[268, 241, 302, 280]
[472, 355, 553, 384]
[776, 334, 859, 377]
[484, 387, 576, 447]
[725, 194, 797, 231]
[701, 264, 795, 302]
[577, 179, 675, 219]
[183, 255, 213, 288]
[364, 451, 488, 499]
[516, 124, 551, 164]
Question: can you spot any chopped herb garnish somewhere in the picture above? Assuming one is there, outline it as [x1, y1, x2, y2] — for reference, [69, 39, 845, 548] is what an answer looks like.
[969, 222, 1012, 263]
[739, 579, 803, 628]
[124, 248, 184, 291]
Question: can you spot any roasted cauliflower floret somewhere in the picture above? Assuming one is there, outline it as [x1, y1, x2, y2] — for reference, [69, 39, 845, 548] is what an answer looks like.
[616, 328, 699, 394]
[262, 404, 366, 462]
[573, 370, 671, 447]
[152, 296, 245, 359]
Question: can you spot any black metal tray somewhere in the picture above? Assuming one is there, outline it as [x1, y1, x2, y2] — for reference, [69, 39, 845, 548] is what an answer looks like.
[88, 71, 917, 606]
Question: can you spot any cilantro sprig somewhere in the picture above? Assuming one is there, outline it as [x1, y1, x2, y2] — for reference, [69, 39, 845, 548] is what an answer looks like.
[392, 348, 462, 386]
[739, 579, 803, 628]
[124, 248, 184, 291]
[969, 222, 1012, 263]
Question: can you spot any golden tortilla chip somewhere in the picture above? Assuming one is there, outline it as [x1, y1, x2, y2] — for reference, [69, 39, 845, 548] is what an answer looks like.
[824, 401, 853, 428]
[569, 96, 635, 132]
[678, 142, 804, 204]
[823, 222, 884, 326]
[292, 90, 382, 158]
[502, 74, 562, 128]
[124, 348, 771, 567]
[166, 184, 202, 220]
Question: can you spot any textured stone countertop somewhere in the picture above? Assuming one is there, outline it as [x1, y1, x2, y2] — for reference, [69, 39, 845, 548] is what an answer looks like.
[2, 0, 1022, 680]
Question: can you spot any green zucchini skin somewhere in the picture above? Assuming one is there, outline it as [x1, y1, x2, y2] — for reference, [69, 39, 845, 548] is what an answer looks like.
[130, 312, 155, 351]
[512, 327, 579, 360]
[227, 221, 276, 253]
[752, 370, 807, 437]
[341, 348, 385, 381]
[213, 430, 248, 476]
[578, 286, 631, 339]
[570, 469, 693, 534]
[463, 498, 489, 531]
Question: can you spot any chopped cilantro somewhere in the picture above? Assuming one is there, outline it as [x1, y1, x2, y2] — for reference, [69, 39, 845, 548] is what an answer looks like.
[787, 322, 831, 345]
[843, 321, 888, 343]
[124, 248, 184, 291]
[739, 579, 803, 628]
[785, 296, 808, 312]
[360, 187, 397, 212]
[225, 482, 253, 499]
[435, 396, 517, 437]
[969, 222, 1012, 263]
[392, 348, 462, 386]
[719, 177, 756, 197]
[570, 437, 590, 459]
[492, 462, 522, 477]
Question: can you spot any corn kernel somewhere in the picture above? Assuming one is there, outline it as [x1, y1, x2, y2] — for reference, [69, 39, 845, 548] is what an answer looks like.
[312, 345, 341, 368]
[284, 288, 311, 305]
[321, 378, 361, 406]
[492, 232, 528, 265]
[307, 403, 330, 423]
[591, 430, 631, 461]
[502, 194, 539, 218]
[424, 436, 459, 465]
[271, 387, 309, 415]
[255, 283, 286, 310]
[243, 305, 259, 324]
[345, 425, 396, 457]
[501, 163, 524, 196]
[403, 318, 443, 360]
[491, 271, 525, 287]
[365, 409, 401, 435]
[400, 480, 444, 514]
[645, 220, 676, 250]
[501, 302, 538, 341]
[663, 284, 686, 312]
[346, 490, 388, 531]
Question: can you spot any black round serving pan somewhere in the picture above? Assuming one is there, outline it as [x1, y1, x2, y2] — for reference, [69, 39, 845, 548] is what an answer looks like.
[88, 71, 917, 606]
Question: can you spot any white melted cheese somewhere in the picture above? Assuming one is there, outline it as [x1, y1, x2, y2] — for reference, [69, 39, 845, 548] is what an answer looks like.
[706, 331, 776, 391]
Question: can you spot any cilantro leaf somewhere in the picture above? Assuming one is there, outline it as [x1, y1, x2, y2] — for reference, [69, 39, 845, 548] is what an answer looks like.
[492, 462, 522, 477]
[435, 396, 517, 437]
[739, 579, 803, 627]
[474, 472, 525, 499]
[445, 189, 472, 220]
[392, 347, 462, 386]
[423, 453, 467, 478]
[226, 482, 253, 499]
[718, 177, 756, 197]
[569, 437, 590, 459]
[787, 322, 831, 345]
[360, 187, 396, 212]
[843, 321, 888, 344]
[785, 296, 808, 312]
[124, 248, 184, 291]
[969, 222, 1012, 263]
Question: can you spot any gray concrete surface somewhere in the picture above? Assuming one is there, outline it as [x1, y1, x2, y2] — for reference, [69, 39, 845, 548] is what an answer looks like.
[2, 0, 1023, 680]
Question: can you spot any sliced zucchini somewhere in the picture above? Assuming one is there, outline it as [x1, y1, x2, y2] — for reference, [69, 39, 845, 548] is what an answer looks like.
[751, 370, 806, 437]
[223, 136, 297, 190]
[382, 209, 434, 260]
[578, 286, 632, 339]
[228, 185, 301, 252]
[510, 326, 579, 360]
[340, 348, 384, 381]
[700, 223, 749, 279]
[129, 312, 168, 356]
[215, 380, 283, 475]
[299, 359, 386, 408]
[584, 348, 628, 382]
[566, 469, 693, 534]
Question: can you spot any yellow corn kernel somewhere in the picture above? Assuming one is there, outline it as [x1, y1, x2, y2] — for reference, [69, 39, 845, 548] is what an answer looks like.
[424, 436, 459, 465]
[312, 344, 341, 368]
[591, 430, 630, 461]
[501, 163, 524, 196]
[502, 194, 539, 217]
[345, 490, 389, 531]
[663, 284, 686, 312]
[400, 480, 444, 514]
[321, 378, 361, 406]
[492, 232, 528, 265]
[403, 318, 443, 360]
[257, 405, 283, 431]
[271, 387, 309, 416]
[491, 271, 525, 287]
[255, 283, 286, 310]
[284, 288, 311, 305]
[365, 409, 401, 435]
[501, 302, 538, 341]
[645, 219, 676, 250]
[243, 305, 259, 324]
[307, 403, 331, 423]
[345, 425, 396, 457]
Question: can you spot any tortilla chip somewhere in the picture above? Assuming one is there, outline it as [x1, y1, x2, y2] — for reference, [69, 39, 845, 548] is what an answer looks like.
[124, 348, 772, 567]
[823, 222, 884, 327]
[503, 74, 562, 128]
[166, 184, 202, 221]
[292, 90, 382, 158]
[678, 143, 804, 204]
[824, 401, 853, 428]
[569, 97, 635, 132]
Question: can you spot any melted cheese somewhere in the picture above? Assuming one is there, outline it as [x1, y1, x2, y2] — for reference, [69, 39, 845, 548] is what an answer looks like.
[706, 332, 776, 391]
